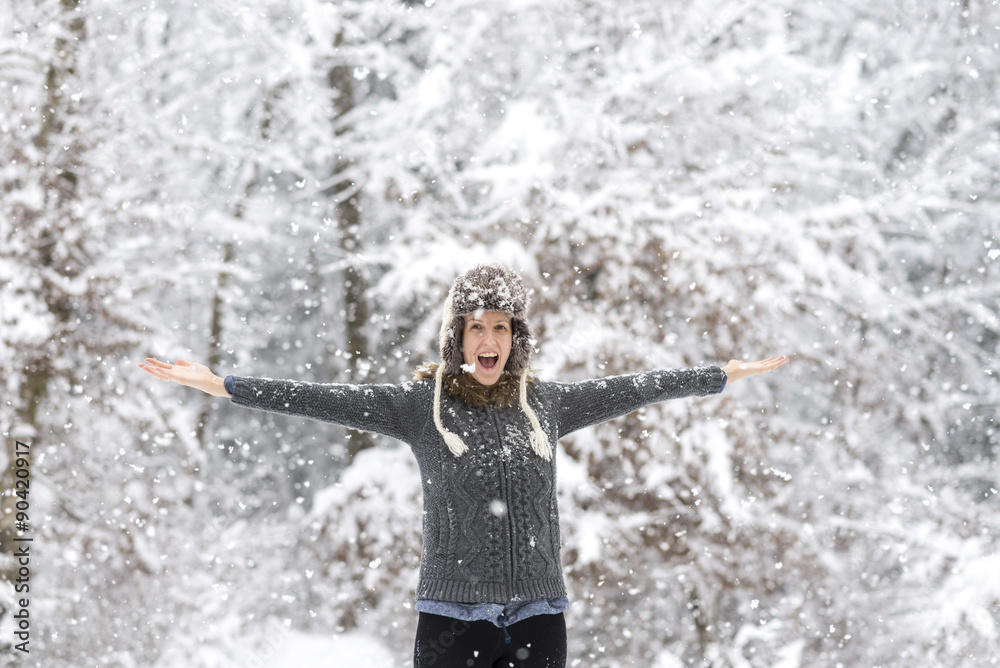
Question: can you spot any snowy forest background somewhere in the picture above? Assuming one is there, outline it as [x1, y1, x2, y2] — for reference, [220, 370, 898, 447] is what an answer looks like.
[2, 0, 999, 666]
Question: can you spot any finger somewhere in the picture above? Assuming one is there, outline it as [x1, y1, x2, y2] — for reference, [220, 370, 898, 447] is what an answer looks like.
[138, 365, 170, 381]
[143, 358, 172, 369]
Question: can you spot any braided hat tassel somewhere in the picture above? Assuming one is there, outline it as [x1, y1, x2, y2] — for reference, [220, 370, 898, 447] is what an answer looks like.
[519, 367, 551, 460]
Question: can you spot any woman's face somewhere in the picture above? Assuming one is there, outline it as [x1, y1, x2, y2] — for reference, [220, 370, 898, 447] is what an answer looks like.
[462, 310, 513, 386]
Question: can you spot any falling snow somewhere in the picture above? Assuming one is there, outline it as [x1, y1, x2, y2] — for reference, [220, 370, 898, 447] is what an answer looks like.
[2, 0, 999, 667]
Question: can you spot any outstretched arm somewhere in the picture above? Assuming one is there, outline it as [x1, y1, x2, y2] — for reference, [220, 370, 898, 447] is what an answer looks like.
[721, 356, 789, 384]
[138, 358, 230, 397]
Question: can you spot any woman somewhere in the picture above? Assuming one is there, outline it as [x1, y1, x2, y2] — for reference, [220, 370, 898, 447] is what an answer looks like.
[140, 264, 788, 668]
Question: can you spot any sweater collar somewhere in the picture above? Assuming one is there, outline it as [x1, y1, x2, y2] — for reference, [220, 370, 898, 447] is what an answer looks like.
[414, 362, 522, 408]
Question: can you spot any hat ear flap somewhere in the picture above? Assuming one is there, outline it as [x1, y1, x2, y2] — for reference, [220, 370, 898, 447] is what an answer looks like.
[505, 317, 534, 376]
[442, 316, 465, 375]
[438, 294, 465, 375]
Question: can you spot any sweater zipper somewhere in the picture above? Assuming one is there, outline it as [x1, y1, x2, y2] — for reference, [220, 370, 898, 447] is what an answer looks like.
[490, 407, 518, 592]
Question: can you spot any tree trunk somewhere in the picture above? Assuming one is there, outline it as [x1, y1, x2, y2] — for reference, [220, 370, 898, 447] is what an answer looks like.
[327, 30, 375, 459]
[195, 241, 235, 449]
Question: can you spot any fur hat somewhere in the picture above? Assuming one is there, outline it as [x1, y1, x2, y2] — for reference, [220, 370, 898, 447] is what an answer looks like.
[438, 264, 534, 376]
[432, 264, 552, 460]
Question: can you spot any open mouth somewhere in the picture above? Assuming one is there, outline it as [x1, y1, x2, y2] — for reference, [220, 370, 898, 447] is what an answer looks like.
[478, 353, 499, 370]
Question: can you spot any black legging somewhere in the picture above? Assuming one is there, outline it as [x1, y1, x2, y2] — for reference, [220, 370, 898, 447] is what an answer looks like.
[413, 611, 567, 668]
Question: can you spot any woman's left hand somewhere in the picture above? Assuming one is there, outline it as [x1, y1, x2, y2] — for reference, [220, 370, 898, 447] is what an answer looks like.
[722, 356, 789, 383]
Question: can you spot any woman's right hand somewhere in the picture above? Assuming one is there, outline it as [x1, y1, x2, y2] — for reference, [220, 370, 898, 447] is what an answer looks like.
[138, 358, 230, 397]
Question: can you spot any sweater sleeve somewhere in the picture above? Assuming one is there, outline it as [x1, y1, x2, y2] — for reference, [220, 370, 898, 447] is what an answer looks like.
[227, 375, 431, 444]
[551, 366, 727, 438]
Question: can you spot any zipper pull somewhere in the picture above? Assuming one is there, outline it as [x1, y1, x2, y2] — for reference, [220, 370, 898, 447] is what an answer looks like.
[498, 612, 512, 644]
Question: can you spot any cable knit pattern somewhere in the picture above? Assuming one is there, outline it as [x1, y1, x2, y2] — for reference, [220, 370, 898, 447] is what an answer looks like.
[229, 365, 726, 604]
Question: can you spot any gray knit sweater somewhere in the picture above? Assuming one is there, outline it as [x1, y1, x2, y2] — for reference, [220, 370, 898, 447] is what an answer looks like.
[228, 365, 726, 604]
